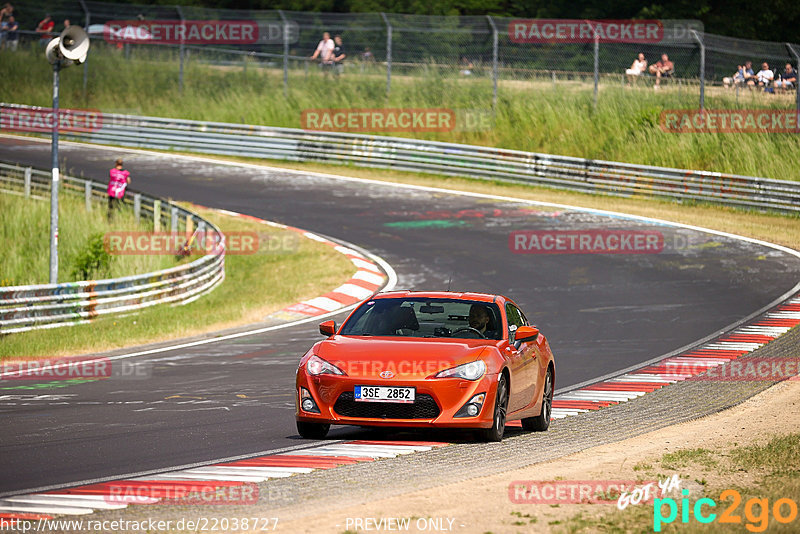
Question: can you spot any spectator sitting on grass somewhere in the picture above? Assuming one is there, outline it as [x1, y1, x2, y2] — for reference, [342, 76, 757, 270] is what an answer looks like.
[625, 52, 647, 85]
[756, 62, 774, 91]
[459, 56, 473, 76]
[775, 63, 797, 92]
[723, 63, 752, 88]
[648, 54, 674, 89]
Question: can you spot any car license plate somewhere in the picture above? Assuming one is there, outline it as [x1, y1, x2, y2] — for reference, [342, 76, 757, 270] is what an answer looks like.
[354, 385, 415, 403]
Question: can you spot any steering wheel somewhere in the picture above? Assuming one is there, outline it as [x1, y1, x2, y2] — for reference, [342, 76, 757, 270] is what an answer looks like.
[451, 327, 486, 339]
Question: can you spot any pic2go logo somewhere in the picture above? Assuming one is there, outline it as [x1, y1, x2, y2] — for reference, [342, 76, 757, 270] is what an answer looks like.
[654, 489, 798, 532]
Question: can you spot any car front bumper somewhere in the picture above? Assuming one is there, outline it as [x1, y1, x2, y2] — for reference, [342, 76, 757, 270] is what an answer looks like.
[295, 371, 499, 429]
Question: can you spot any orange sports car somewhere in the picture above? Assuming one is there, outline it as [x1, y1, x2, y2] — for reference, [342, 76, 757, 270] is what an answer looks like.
[295, 291, 555, 442]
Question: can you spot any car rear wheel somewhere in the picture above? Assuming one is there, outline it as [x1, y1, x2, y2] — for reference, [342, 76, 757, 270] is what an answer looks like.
[296, 421, 330, 439]
[522, 366, 553, 431]
[478, 374, 508, 442]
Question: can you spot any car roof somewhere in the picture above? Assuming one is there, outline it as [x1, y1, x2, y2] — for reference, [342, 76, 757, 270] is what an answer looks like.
[373, 290, 504, 304]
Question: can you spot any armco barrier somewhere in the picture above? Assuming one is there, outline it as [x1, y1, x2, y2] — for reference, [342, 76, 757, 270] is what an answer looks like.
[2, 103, 798, 214]
[0, 161, 225, 334]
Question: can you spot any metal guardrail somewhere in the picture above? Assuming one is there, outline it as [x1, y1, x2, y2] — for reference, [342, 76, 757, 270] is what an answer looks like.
[0, 161, 225, 334]
[2, 104, 796, 214]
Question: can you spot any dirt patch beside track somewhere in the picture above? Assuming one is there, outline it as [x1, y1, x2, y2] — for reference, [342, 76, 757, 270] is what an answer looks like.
[276, 373, 800, 533]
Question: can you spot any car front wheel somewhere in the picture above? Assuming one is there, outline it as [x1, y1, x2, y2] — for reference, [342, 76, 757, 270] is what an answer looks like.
[522, 366, 553, 431]
[478, 374, 508, 442]
[297, 421, 330, 439]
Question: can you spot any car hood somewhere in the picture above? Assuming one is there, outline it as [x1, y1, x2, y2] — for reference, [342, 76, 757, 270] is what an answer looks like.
[315, 336, 498, 379]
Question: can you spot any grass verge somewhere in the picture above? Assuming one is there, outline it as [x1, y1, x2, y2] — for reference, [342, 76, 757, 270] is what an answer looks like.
[0, 203, 356, 360]
[1, 45, 799, 181]
[0, 191, 183, 286]
[555, 432, 800, 533]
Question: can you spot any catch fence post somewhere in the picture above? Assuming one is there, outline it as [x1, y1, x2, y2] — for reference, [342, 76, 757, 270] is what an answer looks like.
[381, 13, 392, 96]
[691, 30, 705, 112]
[278, 10, 289, 97]
[177, 6, 185, 93]
[487, 16, 499, 110]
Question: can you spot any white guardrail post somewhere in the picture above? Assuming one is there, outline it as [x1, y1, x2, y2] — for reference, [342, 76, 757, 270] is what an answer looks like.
[0, 160, 225, 334]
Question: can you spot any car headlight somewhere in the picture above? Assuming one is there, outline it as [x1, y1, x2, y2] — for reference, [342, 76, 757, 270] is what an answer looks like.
[434, 360, 486, 380]
[306, 354, 346, 376]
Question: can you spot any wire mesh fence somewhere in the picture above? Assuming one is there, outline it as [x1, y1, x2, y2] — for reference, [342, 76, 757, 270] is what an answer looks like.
[3, 2, 800, 112]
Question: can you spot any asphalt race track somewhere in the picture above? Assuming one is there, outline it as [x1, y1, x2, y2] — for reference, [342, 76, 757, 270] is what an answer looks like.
[1, 135, 798, 496]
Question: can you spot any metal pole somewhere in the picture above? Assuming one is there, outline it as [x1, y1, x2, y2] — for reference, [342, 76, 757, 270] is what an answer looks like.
[134, 193, 141, 224]
[278, 10, 289, 97]
[786, 43, 800, 129]
[79, 0, 89, 99]
[486, 16, 498, 110]
[49, 62, 61, 284]
[591, 20, 599, 109]
[176, 6, 185, 93]
[381, 13, 392, 96]
[691, 30, 705, 112]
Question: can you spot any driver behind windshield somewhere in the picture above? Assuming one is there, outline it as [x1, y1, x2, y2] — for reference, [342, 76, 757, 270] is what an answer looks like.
[468, 304, 493, 336]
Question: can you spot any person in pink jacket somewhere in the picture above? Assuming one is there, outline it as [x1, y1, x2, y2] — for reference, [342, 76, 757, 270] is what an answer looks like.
[107, 158, 131, 220]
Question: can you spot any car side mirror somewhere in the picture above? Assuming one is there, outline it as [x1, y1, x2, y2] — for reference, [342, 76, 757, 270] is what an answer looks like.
[514, 325, 539, 344]
[319, 320, 336, 337]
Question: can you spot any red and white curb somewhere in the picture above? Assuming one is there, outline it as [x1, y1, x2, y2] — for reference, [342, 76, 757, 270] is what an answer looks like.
[2, 294, 796, 519]
[213, 207, 387, 321]
[0, 442, 447, 519]
[533, 294, 800, 421]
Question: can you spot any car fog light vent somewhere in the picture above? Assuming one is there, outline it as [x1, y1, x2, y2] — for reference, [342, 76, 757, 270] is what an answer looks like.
[454, 392, 486, 418]
[299, 387, 321, 413]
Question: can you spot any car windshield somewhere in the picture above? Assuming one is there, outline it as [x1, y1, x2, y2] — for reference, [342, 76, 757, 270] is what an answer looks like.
[339, 297, 503, 340]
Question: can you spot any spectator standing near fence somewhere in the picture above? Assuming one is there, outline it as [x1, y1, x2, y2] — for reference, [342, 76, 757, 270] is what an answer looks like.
[107, 159, 131, 221]
[756, 62, 774, 91]
[332, 34, 346, 75]
[0, 4, 11, 48]
[36, 14, 54, 47]
[310, 31, 334, 71]
[649, 54, 674, 89]
[3, 15, 16, 50]
[775, 63, 797, 92]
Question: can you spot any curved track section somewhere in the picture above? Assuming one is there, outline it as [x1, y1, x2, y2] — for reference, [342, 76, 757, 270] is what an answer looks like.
[1, 135, 798, 496]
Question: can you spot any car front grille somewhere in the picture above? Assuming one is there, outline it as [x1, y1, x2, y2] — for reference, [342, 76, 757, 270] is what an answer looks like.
[333, 392, 440, 419]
